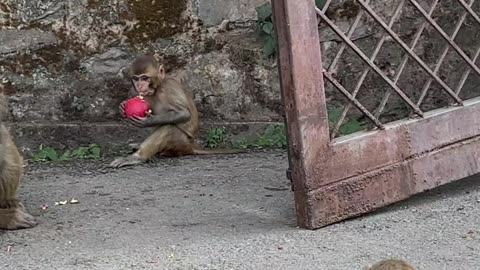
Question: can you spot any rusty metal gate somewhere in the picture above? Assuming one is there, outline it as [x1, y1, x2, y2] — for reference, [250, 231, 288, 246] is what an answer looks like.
[273, 0, 480, 229]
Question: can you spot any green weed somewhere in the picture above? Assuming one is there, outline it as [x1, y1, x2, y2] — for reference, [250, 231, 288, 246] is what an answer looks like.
[327, 106, 367, 135]
[230, 124, 287, 149]
[32, 144, 102, 162]
[206, 127, 227, 148]
[254, 124, 287, 148]
[255, 1, 328, 58]
[256, 3, 277, 58]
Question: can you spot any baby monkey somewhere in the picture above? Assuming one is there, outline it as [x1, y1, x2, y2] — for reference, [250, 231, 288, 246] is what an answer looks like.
[366, 259, 415, 270]
[110, 55, 241, 168]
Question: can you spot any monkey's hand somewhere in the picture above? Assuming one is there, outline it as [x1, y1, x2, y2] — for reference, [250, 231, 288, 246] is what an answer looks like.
[119, 101, 127, 116]
[128, 115, 153, 128]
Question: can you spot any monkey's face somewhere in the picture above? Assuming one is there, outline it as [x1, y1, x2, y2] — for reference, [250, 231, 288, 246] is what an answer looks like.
[129, 59, 165, 96]
[132, 74, 155, 96]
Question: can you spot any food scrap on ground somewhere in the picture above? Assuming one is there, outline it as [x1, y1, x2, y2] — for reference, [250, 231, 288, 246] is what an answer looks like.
[54, 198, 79, 206]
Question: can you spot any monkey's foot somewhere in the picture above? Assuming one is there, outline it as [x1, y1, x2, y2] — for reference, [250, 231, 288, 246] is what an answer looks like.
[109, 156, 144, 168]
[0, 208, 37, 230]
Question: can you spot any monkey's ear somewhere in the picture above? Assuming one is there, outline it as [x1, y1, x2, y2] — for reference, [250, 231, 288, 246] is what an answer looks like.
[126, 67, 133, 78]
[158, 65, 166, 79]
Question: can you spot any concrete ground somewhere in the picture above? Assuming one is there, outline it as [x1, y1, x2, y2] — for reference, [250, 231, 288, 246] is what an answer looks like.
[1, 150, 479, 270]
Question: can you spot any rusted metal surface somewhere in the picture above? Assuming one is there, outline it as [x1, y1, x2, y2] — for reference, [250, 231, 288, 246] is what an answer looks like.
[272, 0, 330, 226]
[307, 134, 480, 228]
[307, 97, 480, 190]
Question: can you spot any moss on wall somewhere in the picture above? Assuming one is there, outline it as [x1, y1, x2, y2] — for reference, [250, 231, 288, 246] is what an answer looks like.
[0, 2, 20, 28]
[124, 0, 188, 43]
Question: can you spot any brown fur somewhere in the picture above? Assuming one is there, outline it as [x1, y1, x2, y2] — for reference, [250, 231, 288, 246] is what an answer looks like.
[367, 259, 415, 270]
[0, 85, 37, 230]
[110, 55, 243, 168]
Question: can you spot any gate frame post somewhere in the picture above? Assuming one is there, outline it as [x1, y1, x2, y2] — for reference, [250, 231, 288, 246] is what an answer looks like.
[273, 0, 480, 230]
[272, 0, 330, 228]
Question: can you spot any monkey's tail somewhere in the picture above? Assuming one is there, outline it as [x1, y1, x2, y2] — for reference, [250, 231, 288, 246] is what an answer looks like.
[192, 147, 245, 155]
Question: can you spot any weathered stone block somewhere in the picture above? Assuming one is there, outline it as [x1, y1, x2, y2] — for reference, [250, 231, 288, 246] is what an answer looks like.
[81, 48, 133, 78]
[0, 29, 58, 56]
[195, 0, 268, 26]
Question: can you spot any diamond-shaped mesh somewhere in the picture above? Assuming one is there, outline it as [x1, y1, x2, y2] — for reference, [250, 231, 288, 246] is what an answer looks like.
[317, 0, 480, 138]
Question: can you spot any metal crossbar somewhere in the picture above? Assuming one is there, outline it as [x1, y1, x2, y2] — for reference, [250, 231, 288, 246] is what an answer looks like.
[330, 0, 405, 137]
[413, 0, 475, 106]
[454, 0, 480, 95]
[325, 0, 366, 73]
[316, 0, 480, 137]
[356, 0, 463, 103]
[316, 8, 424, 119]
[375, 0, 439, 117]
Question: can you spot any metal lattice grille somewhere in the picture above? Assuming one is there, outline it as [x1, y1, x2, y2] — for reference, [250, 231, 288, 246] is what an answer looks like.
[317, 0, 480, 138]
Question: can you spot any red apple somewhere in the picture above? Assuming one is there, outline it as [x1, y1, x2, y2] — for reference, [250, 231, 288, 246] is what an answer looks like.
[124, 97, 151, 118]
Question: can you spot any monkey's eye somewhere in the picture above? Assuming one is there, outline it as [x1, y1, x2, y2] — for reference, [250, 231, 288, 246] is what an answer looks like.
[132, 75, 150, 82]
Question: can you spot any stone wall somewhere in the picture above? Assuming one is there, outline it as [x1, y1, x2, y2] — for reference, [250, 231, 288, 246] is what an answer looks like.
[1, 0, 480, 153]
[0, 0, 279, 153]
